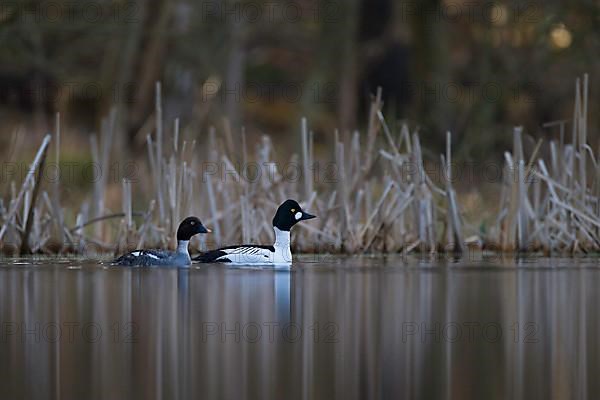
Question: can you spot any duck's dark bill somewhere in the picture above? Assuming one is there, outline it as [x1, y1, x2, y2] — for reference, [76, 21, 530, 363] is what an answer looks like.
[301, 212, 316, 220]
[199, 225, 210, 233]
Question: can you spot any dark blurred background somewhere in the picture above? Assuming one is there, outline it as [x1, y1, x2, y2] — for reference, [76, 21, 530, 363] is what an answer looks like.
[0, 0, 598, 162]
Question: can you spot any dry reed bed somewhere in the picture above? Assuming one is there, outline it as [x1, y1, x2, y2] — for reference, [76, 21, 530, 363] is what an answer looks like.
[0, 75, 594, 256]
[494, 74, 596, 253]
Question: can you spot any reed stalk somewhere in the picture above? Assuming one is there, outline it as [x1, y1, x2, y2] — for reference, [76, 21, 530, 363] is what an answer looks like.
[1, 75, 597, 256]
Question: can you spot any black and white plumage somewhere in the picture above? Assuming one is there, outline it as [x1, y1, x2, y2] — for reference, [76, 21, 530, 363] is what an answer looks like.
[113, 216, 210, 267]
[194, 244, 276, 264]
[194, 199, 316, 265]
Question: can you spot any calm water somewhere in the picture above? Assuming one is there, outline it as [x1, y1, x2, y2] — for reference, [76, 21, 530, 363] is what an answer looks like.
[1, 255, 599, 400]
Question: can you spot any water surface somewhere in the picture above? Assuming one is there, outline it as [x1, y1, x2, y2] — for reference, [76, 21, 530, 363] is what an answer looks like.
[1, 256, 598, 399]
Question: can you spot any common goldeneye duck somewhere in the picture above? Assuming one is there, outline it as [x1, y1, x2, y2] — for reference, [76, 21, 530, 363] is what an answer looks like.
[113, 216, 210, 267]
[194, 199, 316, 265]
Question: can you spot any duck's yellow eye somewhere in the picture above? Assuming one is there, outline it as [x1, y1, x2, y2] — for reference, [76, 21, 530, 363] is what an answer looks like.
[291, 208, 295, 213]
[191, 221, 195, 225]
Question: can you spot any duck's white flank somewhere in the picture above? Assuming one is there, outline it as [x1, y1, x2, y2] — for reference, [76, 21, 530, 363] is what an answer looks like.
[210, 227, 292, 265]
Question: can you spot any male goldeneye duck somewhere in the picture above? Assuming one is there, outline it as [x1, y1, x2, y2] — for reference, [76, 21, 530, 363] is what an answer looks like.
[194, 199, 316, 265]
[113, 216, 210, 267]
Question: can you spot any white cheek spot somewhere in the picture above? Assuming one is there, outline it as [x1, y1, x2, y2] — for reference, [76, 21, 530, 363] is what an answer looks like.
[132, 252, 140, 257]
[295, 212, 302, 220]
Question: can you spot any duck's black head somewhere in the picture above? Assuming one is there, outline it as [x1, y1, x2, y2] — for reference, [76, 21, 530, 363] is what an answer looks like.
[272, 199, 316, 231]
[177, 216, 210, 241]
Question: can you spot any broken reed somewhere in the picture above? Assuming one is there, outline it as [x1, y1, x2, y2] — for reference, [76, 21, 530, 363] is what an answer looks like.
[0, 75, 594, 256]
[494, 74, 596, 253]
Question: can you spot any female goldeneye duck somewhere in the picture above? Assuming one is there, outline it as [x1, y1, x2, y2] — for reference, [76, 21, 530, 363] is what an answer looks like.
[113, 216, 210, 267]
[194, 199, 316, 265]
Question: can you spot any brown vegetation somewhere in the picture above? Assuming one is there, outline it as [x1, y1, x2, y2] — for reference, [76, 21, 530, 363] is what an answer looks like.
[0, 75, 594, 256]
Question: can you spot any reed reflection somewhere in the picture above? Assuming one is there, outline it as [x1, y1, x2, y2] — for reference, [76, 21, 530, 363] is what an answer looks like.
[0, 258, 598, 400]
